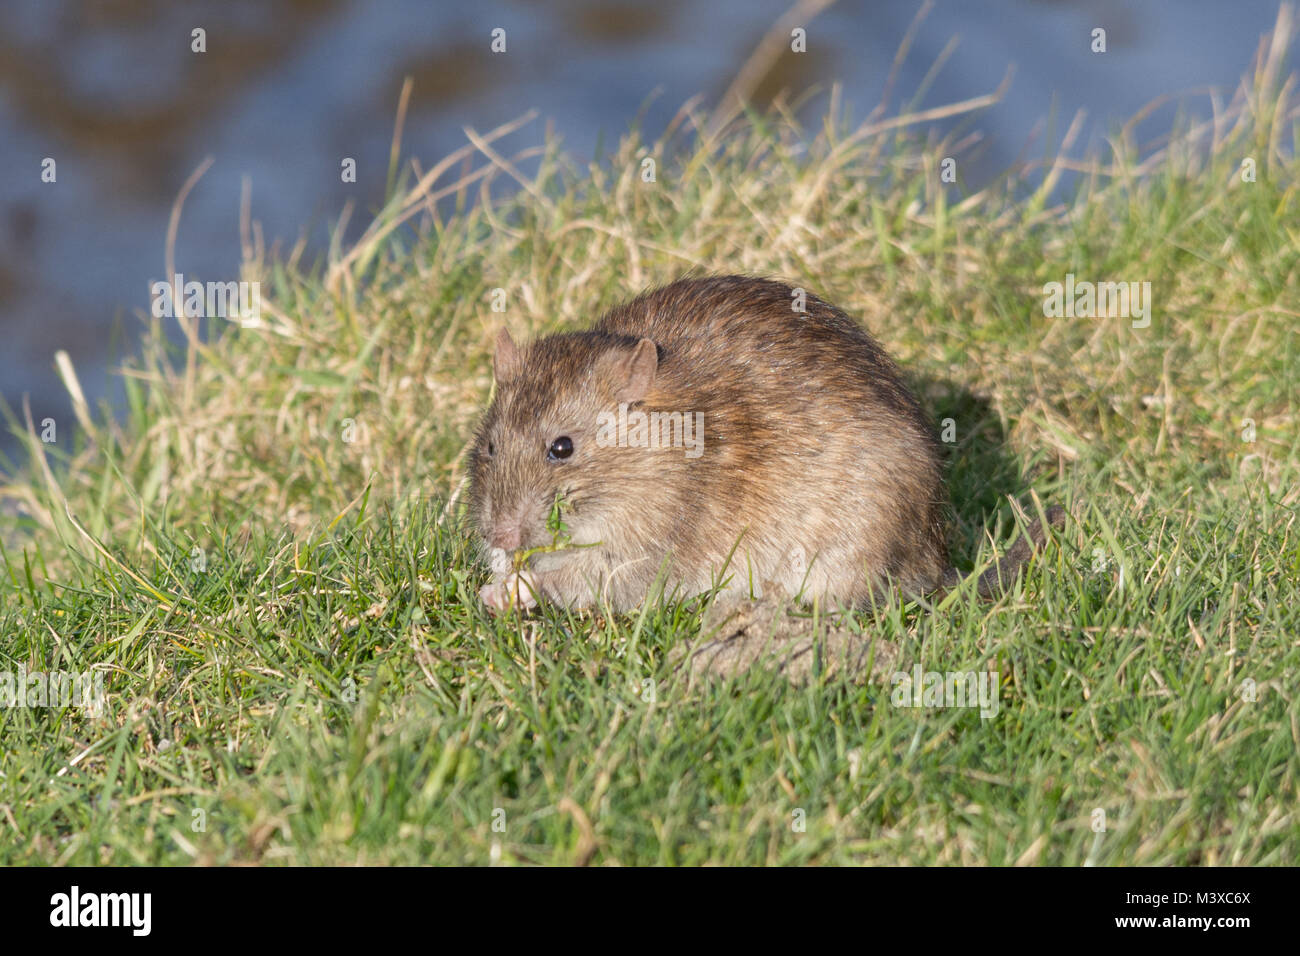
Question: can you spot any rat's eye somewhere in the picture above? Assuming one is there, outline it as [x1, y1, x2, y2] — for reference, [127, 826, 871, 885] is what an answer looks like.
[547, 436, 574, 462]
[485, 440, 495, 458]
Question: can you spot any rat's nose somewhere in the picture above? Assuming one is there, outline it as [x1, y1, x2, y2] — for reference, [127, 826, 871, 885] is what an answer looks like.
[490, 522, 522, 552]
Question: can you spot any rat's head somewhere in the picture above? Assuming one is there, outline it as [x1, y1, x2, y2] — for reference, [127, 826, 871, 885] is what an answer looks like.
[468, 327, 661, 560]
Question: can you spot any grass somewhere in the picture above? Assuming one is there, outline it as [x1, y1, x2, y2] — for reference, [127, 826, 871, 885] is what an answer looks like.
[1, 14, 1298, 865]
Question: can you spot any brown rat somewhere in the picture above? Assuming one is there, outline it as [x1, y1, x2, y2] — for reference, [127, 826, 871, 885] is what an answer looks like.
[468, 275, 1063, 613]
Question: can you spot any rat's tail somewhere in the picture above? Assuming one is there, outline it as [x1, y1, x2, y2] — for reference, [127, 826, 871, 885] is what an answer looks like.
[940, 504, 1067, 600]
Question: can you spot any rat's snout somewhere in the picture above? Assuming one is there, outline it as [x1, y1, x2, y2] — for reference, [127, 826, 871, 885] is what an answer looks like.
[485, 500, 529, 552]
[489, 520, 522, 552]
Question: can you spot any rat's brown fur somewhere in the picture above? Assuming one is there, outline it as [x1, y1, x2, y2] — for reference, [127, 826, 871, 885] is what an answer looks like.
[468, 275, 1061, 613]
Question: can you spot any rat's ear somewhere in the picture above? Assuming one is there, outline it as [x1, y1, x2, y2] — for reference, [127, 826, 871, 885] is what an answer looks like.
[609, 338, 658, 403]
[493, 328, 522, 384]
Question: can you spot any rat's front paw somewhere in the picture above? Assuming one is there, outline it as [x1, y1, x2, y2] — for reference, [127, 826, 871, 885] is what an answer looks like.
[479, 571, 541, 614]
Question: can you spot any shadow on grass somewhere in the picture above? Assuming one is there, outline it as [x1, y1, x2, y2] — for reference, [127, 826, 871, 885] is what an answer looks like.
[911, 373, 1057, 573]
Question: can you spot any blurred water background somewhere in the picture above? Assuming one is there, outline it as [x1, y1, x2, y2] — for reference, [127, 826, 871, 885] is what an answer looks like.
[0, 0, 1293, 457]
